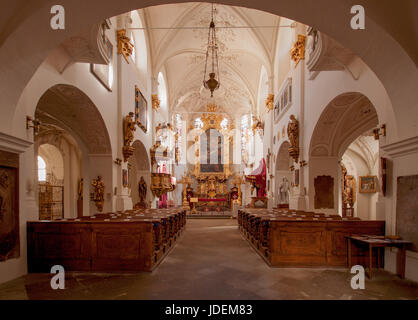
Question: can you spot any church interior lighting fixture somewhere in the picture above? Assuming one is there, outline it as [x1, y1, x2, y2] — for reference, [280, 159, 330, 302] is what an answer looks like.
[203, 4, 220, 97]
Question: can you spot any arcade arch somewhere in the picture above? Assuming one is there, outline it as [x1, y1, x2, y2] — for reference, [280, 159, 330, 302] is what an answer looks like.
[308, 92, 379, 216]
[34, 84, 113, 216]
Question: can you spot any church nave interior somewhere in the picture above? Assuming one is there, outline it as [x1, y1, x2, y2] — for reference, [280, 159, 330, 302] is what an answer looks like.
[0, 1, 417, 300]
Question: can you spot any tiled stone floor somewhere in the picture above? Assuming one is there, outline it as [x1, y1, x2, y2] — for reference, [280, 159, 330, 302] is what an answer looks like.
[0, 219, 417, 300]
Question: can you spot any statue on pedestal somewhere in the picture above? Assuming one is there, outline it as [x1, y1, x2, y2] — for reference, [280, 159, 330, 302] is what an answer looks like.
[136, 176, 147, 208]
[279, 177, 290, 204]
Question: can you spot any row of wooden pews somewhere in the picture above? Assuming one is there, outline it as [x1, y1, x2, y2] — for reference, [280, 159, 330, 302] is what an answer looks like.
[238, 208, 385, 267]
[27, 208, 186, 272]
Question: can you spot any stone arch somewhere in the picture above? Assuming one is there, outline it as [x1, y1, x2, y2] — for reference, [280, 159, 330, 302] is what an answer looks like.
[35, 84, 112, 155]
[309, 92, 378, 159]
[35, 124, 83, 218]
[1, 0, 417, 142]
[35, 84, 113, 215]
[308, 92, 379, 215]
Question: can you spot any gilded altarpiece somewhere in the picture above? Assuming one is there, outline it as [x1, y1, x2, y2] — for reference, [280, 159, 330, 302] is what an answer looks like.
[188, 105, 235, 210]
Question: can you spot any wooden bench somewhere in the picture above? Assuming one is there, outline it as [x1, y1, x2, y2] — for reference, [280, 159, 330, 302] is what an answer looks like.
[27, 208, 186, 273]
[238, 209, 385, 267]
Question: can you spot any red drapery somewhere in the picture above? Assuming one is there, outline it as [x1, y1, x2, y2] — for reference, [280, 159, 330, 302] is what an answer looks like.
[245, 158, 267, 197]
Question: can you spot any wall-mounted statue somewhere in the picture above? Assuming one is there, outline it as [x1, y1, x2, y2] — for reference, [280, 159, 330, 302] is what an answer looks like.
[279, 177, 290, 204]
[252, 116, 264, 136]
[150, 140, 167, 170]
[287, 114, 300, 163]
[342, 166, 356, 208]
[91, 176, 105, 212]
[265, 94, 274, 113]
[137, 176, 147, 208]
[123, 112, 136, 162]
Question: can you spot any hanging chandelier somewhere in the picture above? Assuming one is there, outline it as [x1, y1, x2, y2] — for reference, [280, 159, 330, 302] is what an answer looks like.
[203, 4, 220, 98]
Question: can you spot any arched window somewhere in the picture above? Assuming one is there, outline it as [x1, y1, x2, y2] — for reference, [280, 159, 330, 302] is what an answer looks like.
[131, 35, 136, 64]
[158, 72, 167, 110]
[38, 156, 46, 182]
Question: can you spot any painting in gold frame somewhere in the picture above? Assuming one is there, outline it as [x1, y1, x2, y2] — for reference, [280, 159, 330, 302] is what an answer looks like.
[135, 86, 148, 133]
[359, 175, 377, 193]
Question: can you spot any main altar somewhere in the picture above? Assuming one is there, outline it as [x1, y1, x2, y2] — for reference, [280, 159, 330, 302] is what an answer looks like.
[183, 104, 240, 212]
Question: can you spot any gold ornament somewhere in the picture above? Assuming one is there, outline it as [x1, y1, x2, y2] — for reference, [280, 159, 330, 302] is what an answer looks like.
[290, 34, 306, 67]
[117, 29, 134, 63]
[91, 176, 105, 212]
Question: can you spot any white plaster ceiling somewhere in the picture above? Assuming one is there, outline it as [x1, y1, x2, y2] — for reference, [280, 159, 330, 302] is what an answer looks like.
[140, 3, 281, 119]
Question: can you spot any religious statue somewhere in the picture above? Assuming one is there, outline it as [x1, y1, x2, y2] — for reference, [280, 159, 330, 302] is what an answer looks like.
[150, 140, 165, 170]
[265, 94, 274, 112]
[252, 116, 264, 136]
[343, 172, 356, 208]
[207, 175, 217, 198]
[137, 176, 147, 207]
[279, 177, 290, 204]
[91, 176, 105, 212]
[77, 178, 83, 200]
[287, 114, 300, 162]
[186, 184, 194, 210]
[122, 112, 136, 162]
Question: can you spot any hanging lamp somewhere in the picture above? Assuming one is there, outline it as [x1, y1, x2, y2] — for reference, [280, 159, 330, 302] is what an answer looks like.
[203, 4, 220, 97]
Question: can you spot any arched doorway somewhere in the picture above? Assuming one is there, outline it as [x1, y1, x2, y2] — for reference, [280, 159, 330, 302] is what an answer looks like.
[341, 133, 380, 220]
[129, 140, 151, 208]
[37, 144, 64, 220]
[274, 141, 292, 208]
[35, 84, 113, 216]
[309, 92, 379, 216]
[35, 124, 82, 219]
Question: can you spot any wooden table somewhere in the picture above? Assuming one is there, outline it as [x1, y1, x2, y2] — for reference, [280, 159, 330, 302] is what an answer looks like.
[346, 235, 412, 279]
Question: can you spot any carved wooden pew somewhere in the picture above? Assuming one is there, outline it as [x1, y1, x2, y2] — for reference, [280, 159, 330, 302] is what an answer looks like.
[28, 208, 186, 273]
[238, 209, 385, 267]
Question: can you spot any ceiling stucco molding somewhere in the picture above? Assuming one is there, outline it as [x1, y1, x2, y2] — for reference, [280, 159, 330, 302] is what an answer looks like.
[230, 6, 275, 73]
[145, 3, 202, 70]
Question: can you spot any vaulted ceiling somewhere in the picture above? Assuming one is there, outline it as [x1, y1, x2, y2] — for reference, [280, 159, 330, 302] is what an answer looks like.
[139, 3, 283, 119]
